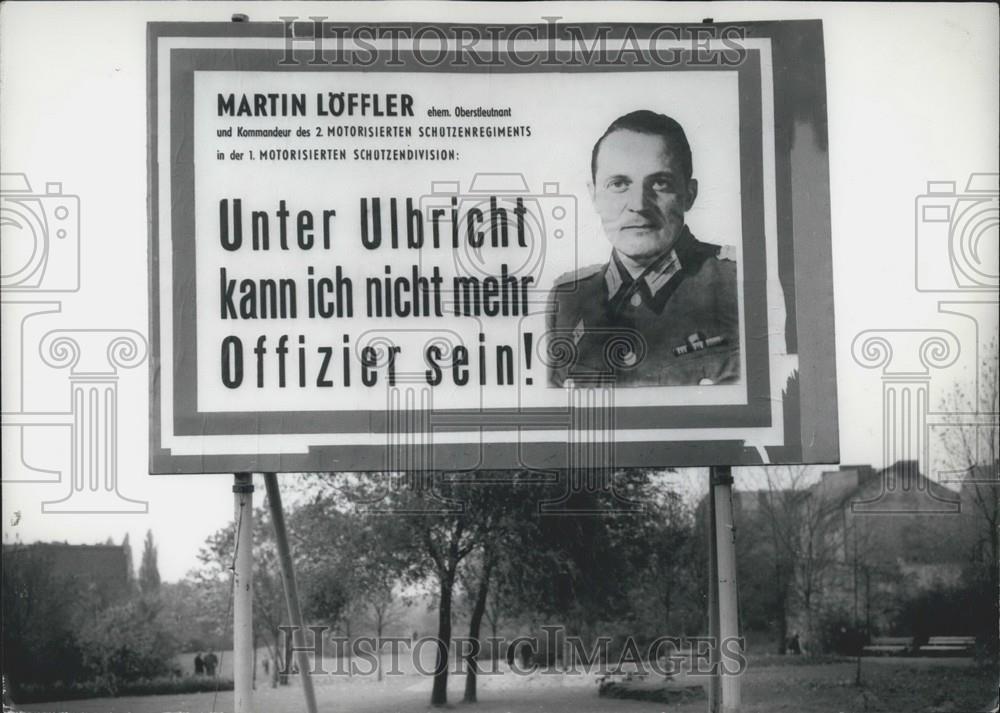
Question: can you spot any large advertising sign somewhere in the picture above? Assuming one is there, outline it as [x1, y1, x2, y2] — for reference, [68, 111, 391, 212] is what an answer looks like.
[148, 19, 838, 473]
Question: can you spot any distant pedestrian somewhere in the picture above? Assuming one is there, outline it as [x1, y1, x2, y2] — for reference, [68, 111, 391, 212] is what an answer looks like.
[519, 641, 533, 668]
[788, 632, 801, 655]
[262, 656, 270, 676]
[204, 651, 219, 676]
[194, 653, 205, 675]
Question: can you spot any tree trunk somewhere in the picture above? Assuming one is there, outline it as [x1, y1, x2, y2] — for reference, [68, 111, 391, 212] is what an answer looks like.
[345, 618, 353, 677]
[662, 579, 672, 633]
[776, 590, 788, 655]
[376, 610, 384, 682]
[864, 570, 871, 637]
[263, 638, 279, 688]
[431, 569, 454, 705]
[771, 525, 787, 654]
[464, 560, 493, 702]
[283, 623, 293, 684]
[804, 594, 814, 656]
[990, 519, 999, 645]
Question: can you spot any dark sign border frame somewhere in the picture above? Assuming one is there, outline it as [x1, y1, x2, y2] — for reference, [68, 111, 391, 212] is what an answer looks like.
[148, 20, 838, 472]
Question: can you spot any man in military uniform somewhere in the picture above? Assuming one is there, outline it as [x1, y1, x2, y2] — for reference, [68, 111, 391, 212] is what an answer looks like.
[547, 110, 740, 387]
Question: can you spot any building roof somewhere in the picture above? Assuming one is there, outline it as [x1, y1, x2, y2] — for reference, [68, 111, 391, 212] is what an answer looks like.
[3, 542, 131, 594]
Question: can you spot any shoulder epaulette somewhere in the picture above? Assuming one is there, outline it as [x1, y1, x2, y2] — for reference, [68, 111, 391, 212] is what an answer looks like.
[553, 263, 604, 287]
[717, 244, 737, 262]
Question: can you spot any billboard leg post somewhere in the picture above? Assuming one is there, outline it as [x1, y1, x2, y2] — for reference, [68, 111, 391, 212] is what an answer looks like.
[233, 473, 255, 713]
[707, 468, 720, 713]
[711, 466, 741, 713]
[264, 473, 319, 713]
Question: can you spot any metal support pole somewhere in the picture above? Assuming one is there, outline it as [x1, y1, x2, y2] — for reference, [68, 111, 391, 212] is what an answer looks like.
[264, 473, 319, 713]
[711, 466, 741, 713]
[233, 473, 255, 713]
[707, 469, 720, 713]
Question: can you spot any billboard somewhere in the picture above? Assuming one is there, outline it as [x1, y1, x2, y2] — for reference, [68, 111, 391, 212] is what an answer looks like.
[148, 19, 838, 472]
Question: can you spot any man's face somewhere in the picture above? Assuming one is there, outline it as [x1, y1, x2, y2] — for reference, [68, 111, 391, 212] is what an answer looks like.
[590, 129, 698, 263]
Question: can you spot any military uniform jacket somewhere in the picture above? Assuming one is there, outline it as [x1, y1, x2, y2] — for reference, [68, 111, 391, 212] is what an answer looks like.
[546, 227, 740, 387]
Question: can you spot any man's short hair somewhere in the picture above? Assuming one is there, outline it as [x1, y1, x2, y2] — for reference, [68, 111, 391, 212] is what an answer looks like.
[590, 110, 693, 183]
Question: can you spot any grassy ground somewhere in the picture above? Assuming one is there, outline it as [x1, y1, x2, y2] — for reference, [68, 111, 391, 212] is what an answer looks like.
[14, 657, 998, 713]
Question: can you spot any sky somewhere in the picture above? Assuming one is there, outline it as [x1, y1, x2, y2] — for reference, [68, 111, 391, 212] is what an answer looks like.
[1, 2, 997, 582]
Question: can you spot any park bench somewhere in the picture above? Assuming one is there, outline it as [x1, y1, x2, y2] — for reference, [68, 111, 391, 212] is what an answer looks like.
[917, 636, 975, 656]
[597, 670, 649, 685]
[862, 636, 913, 656]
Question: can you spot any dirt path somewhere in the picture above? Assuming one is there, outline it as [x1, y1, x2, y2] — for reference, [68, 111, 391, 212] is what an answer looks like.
[16, 660, 996, 713]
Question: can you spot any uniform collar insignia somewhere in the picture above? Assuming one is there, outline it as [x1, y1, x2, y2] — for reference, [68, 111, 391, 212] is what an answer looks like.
[644, 251, 681, 296]
[604, 227, 725, 314]
[604, 261, 623, 297]
[606, 246, 682, 307]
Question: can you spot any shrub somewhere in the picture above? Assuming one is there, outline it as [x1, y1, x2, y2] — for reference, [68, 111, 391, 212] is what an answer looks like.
[2, 548, 88, 687]
[10, 674, 234, 704]
[76, 597, 179, 690]
[817, 609, 865, 656]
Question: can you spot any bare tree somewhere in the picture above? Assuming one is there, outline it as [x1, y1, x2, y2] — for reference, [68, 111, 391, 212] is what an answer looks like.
[194, 507, 290, 684]
[482, 573, 508, 644]
[940, 335, 999, 649]
[459, 544, 498, 703]
[326, 473, 483, 705]
[418, 496, 479, 705]
[749, 465, 843, 653]
[361, 574, 409, 681]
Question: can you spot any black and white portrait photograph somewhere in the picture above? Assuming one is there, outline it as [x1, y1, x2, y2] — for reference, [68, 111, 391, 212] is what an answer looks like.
[546, 109, 741, 388]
